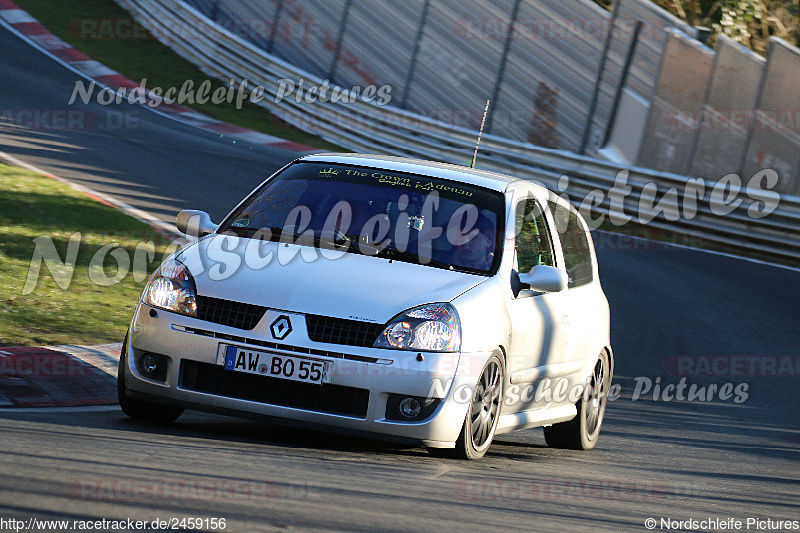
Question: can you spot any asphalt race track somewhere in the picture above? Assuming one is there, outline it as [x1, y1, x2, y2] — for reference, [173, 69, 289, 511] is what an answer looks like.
[1, 21, 800, 533]
[0, 22, 299, 224]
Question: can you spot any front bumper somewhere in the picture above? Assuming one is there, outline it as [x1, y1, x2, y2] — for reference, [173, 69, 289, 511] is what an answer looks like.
[124, 303, 490, 447]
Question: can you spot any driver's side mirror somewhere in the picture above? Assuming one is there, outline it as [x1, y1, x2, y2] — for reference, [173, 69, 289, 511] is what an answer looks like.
[512, 265, 568, 297]
[176, 210, 218, 237]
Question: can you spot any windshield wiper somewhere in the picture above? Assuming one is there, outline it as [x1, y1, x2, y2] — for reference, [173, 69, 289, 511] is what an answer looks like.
[219, 226, 257, 238]
[277, 228, 365, 255]
[378, 247, 454, 270]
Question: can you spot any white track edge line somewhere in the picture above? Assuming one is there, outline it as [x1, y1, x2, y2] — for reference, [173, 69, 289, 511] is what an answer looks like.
[0, 149, 183, 239]
[0, 13, 306, 153]
[593, 229, 800, 273]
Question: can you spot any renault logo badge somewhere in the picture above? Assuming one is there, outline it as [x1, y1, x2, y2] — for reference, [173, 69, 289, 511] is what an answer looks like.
[270, 315, 292, 340]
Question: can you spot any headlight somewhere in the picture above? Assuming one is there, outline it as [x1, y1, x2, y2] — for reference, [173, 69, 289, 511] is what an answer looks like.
[374, 303, 460, 352]
[143, 259, 197, 317]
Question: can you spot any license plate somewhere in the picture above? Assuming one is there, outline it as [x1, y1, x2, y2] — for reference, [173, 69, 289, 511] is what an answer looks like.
[223, 346, 331, 385]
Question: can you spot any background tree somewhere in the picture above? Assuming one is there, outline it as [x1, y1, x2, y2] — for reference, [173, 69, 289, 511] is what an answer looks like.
[592, 0, 799, 54]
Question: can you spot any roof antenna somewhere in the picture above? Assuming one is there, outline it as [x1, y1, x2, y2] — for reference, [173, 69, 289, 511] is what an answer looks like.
[471, 99, 491, 169]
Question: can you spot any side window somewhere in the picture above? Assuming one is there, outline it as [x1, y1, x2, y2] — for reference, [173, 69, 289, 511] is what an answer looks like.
[548, 201, 594, 288]
[515, 198, 554, 273]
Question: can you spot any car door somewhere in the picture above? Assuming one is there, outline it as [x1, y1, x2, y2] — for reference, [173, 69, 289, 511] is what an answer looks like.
[548, 199, 602, 376]
[504, 193, 571, 412]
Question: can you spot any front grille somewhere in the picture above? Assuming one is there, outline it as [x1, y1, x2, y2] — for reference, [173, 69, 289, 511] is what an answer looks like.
[180, 326, 391, 364]
[196, 296, 267, 330]
[181, 360, 370, 418]
[306, 315, 384, 347]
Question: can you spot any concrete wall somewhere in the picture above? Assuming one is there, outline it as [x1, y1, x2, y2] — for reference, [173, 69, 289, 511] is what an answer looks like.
[181, 0, 800, 193]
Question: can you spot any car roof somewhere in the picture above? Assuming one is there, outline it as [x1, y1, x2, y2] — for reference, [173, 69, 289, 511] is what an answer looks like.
[299, 152, 549, 195]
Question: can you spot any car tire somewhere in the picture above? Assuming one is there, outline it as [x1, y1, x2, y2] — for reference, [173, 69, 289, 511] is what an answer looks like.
[117, 335, 184, 423]
[544, 350, 610, 450]
[428, 354, 504, 460]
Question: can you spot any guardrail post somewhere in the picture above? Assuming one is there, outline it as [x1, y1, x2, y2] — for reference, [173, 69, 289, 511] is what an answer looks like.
[737, 40, 772, 178]
[602, 19, 643, 147]
[579, 1, 620, 154]
[267, 0, 285, 53]
[684, 38, 719, 175]
[329, 0, 355, 81]
[400, 0, 431, 109]
[485, 0, 521, 134]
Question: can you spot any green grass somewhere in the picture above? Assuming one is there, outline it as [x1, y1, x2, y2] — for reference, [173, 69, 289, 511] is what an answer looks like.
[0, 163, 174, 346]
[13, 0, 344, 152]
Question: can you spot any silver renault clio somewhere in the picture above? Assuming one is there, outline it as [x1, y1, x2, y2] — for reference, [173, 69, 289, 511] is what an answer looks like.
[119, 153, 612, 459]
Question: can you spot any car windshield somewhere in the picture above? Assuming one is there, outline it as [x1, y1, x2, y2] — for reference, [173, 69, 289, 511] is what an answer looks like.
[218, 161, 506, 275]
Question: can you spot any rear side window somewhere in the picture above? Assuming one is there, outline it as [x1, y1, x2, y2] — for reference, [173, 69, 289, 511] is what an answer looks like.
[515, 198, 555, 273]
[548, 201, 594, 288]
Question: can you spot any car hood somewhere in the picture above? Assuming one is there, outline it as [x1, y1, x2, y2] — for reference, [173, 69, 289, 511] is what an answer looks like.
[177, 236, 488, 323]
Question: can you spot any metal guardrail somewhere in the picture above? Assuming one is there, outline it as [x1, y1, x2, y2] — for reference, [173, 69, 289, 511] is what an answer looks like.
[116, 0, 800, 263]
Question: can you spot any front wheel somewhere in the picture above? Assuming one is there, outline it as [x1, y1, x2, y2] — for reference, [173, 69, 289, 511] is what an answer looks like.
[544, 350, 610, 450]
[428, 354, 504, 460]
[118, 336, 184, 423]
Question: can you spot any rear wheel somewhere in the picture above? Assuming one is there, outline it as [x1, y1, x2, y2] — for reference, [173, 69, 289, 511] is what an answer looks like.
[544, 350, 610, 450]
[117, 336, 184, 423]
[428, 354, 504, 460]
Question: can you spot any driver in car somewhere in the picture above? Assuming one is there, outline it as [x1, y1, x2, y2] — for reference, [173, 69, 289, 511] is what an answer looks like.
[448, 213, 496, 271]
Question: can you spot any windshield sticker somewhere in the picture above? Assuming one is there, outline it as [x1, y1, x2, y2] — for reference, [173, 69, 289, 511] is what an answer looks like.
[317, 165, 474, 197]
[416, 181, 474, 197]
[370, 172, 412, 188]
[231, 218, 250, 227]
[318, 167, 339, 177]
[408, 215, 424, 231]
[372, 172, 474, 197]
